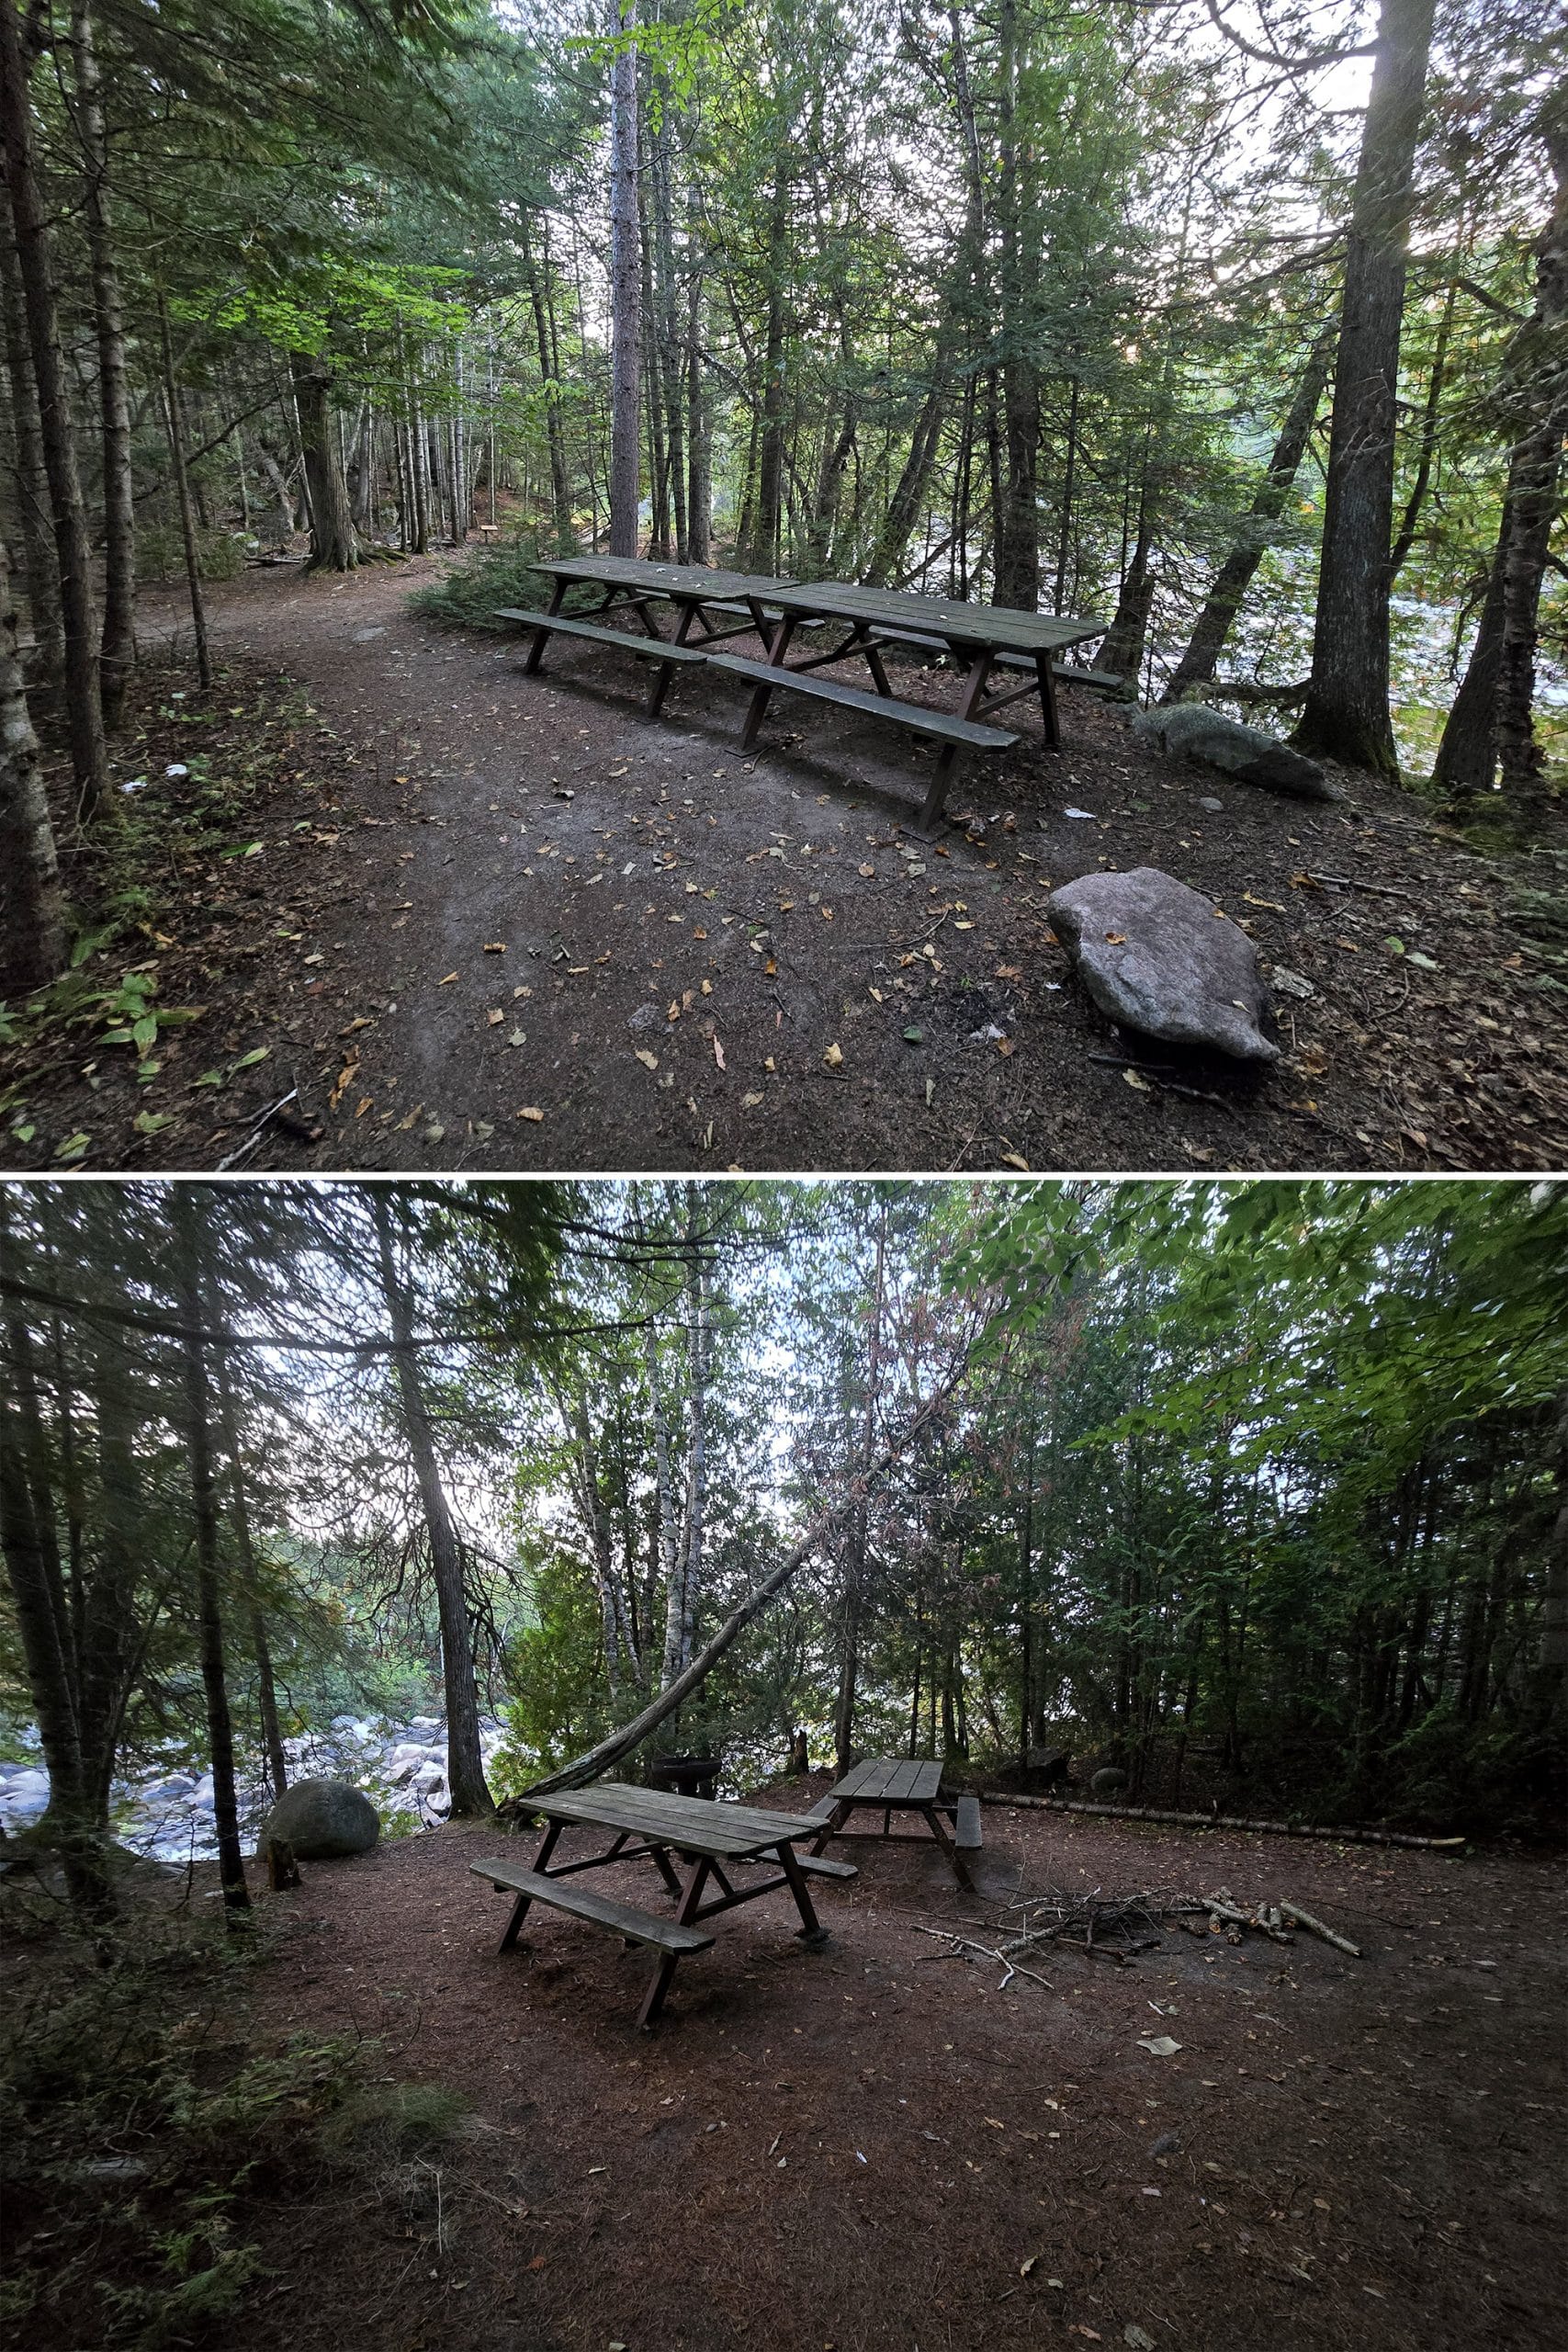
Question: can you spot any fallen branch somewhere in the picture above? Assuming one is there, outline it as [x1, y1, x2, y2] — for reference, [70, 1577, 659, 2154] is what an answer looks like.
[1280, 1901, 1361, 1958]
[908, 1921, 1055, 1992]
[1306, 871, 1417, 900]
[977, 1791, 1465, 1852]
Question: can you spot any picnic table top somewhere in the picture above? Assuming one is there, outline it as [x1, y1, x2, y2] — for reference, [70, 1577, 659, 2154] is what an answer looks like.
[531, 555, 1102, 656]
[531, 555, 791, 601]
[526, 1781, 827, 1860]
[828, 1757, 946, 1805]
[764, 580, 1104, 656]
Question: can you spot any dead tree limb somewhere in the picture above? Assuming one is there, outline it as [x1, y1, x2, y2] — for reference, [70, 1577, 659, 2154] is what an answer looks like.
[1280, 1901, 1361, 1957]
[977, 1791, 1465, 1851]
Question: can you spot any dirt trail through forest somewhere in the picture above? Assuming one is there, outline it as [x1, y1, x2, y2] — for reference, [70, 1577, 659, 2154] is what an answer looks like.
[228, 1792, 1563, 2352]
[35, 559, 1566, 1174]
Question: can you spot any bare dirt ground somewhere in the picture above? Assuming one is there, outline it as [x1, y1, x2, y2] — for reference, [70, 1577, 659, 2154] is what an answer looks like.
[212, 1780, 1564, 2352]
[6, 555, 1565, 1173]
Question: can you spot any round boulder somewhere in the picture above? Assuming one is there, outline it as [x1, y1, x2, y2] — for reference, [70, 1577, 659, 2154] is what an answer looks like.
[1091, 1767, 1129, 1798]
[263, 1778, 379, 1860]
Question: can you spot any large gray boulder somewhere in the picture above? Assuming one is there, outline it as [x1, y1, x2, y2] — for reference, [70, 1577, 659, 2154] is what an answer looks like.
[1131, 700, 1341, 801]
[263, 1778, 379, 1860]
[1049, 866, 1279, 1062]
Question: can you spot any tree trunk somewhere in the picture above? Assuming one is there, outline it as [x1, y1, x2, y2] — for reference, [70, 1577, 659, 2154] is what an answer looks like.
[216, 1356, 288, 1800]
[835, 1208, 886, 1779]
[0, 186, 63, 678]
[172, 1199, 251, 1920]
[1292, 0, 1437, 776]
[159, 297, 211, 689]
[1162, 327, 1334, 702]
[0, 533, 65, 991]
[607, 0, 642, 558]
[371, 1195, 491, 1815]
[0, 0, 108, 816]
[991, 0, 1040, 611]
[1495, 132, 1567, 833]
[70, 0, 135, 729]
[1431, 497, 1509, 799]
[290, 350, 359, 571]
[523, 217, 573, 549]
[685, 184, 710, 563]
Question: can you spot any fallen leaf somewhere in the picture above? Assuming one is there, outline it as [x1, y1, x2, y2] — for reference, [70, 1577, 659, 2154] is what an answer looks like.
[1020, 2256, 1039, 2278]
[741, 1091, 763, 1108]
[1137, 2036, 1182, 2057]
[1000, 1151, 1030, 1171]
[635, 1049, 659, 1071]
[1122, 1069, 1153, 1092]
[486, 1009, 504, 1026]
[482, 941, 507, 954]
[1104, 932, 1128, 944]
[439, 971, 457, 985]
[713, 1036, 727, 1069]
[823, 1043, 843, 1069]
[516, 1107, 545, 1123]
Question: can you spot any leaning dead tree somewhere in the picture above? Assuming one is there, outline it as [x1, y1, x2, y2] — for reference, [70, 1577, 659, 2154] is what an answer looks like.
[513, 1326, 981, 1801]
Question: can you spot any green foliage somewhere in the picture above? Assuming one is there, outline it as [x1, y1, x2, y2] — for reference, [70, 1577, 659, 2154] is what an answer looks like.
[405, 530, 556, 630]
[133, 526, 246, 584]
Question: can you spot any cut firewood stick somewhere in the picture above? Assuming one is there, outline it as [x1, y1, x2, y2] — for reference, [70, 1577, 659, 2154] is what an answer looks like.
[1279, 1902, 1361, 1958]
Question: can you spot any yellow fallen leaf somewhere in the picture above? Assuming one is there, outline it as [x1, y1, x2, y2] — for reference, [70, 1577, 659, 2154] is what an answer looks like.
[439, 971, 457, 985]
[823, 1043, 843, 1069]
[701, 978, 713, 996]
[859, 863, 875, 876]
[482, 941, 507, 953]
[1123, 1068, 1153, 1091]
[516, 1106, 545, 1122]
[635, 1049, 659, 1071]
[1000, 1150, 1030, 1170]
[354, 1096, 373, 1118]
[486, 1009, 503, 1025]
[741, 1091, 764, 1108]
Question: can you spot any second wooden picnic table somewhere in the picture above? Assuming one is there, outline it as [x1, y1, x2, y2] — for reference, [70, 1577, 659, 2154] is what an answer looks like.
[808, 1756, 982, 1891]
[500, 555, 1104, 829]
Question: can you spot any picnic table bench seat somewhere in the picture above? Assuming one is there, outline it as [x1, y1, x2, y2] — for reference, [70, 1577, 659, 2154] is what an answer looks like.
[474, 1857, 716, 1960]
[704, 650, 1021, 756]
[492, 606, 707, 670]
[953, 1795, 983, 1852]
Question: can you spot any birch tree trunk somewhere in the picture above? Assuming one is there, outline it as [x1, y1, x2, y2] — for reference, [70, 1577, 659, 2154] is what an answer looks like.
[607, 0, 642, 557]
[0, 533, 65, 991]
[0, 0, 108, 816]
[371, 1194, 492, 1816]
[1292, 0, 1436, 777]
[70, 0, 135, 729]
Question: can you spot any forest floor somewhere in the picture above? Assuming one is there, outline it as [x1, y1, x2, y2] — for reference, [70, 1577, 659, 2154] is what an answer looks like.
[4, 553, 1566, 1173]
[7, 1782, 1561, 2352]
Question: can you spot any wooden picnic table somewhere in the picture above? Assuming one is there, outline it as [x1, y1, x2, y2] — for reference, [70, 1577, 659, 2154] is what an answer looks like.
[475, 1781, 853, 2027]
[808, 1757, 982, 1890]
[501, 555, 1106, 830]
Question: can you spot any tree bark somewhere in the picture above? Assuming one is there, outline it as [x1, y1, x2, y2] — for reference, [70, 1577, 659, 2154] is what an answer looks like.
[159, 297, 211, 689]
[216, 1355, 288, 1800]
[70, 0, 135, 728]
[1162, 327, 1334, 703]
[1431, 497, 1509, 799]
[607, 0, 642, 558]
[1292, 0, 1437, 776]
[522, 216, 574, 549]
[0, 184, 63, 678]
[371, 1195, 492, 1815]
[290, 349, 359, 571]
[0, 533, 65, 990]
[0, 0, 108, 815]
[172, 1198, 251, 1920]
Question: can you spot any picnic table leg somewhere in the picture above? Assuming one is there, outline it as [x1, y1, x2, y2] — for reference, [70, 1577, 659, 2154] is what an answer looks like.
[523, 574, 567, 676]
[647, 1840, 684, 1901]
[921, 1804, 975, 1893]
[775, 1840, 826, 1941]
[918, 647, 993, 834]
[854, 622, 893, 699]
[647, 595, 698, 719]
[739, 600, 797, 751]
[498, 1818, 564, 1951]
[810, 1799, 849, 1856]
[1033, 650, 1062, 749]
[637, 1854, 711, 2028]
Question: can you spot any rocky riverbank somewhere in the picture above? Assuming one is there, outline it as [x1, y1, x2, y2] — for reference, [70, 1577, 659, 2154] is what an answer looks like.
[0, 1713, 507, 1862]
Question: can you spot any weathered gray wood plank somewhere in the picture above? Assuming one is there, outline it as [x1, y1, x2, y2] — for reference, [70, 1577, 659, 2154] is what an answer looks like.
[471, 1860, 715, 1953]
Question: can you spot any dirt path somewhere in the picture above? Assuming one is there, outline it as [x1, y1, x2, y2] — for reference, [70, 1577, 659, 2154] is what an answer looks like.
[14, 559, 1565, 1173]
[230, 1791, 1564, 2352]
